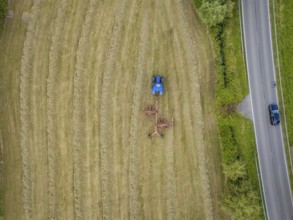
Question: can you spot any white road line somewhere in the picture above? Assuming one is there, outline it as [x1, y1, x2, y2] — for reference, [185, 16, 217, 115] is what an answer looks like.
[266, 0, 293, 209]
[271, 0, 293, 179]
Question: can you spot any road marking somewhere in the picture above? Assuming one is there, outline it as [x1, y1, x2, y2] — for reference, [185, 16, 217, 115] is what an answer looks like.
[241, 1, 270, 219]
[266, 0, 293, 209]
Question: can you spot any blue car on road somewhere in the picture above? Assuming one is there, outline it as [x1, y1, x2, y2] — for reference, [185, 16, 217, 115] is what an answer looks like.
[268, 104, 280, 126]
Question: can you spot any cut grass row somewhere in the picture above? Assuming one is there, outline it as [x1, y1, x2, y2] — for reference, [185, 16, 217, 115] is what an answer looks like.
[128, 14, 148, 219]
[99, 1, 129, 218]
[193, 0, 263, 219]
[175, 2, 214, 219]
[72, 0, 98, 218]
[164, 1, 213, 217]
[47, 1, 68, 218]
[20, 1, 43, 219]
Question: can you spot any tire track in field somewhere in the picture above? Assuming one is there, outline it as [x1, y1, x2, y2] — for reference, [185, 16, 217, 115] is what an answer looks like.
[152, 3, 170, 216]
[99, 0, 129, 219]
[72, 0, 99, 219]
[140, 3, 157, 218]
[161, 2, 176, 218]
[162, 93, 175, 219]
[19, 1, 43, 219]
[171, 30, 195, 217]
[173, 0, 213, 219]
[47, 1, 68, 219]
[128, 13, 149, 220]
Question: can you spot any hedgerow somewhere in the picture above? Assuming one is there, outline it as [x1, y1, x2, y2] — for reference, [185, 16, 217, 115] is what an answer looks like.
[193, 0, 263, 219]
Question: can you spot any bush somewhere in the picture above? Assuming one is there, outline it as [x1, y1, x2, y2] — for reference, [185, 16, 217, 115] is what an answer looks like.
[199, 0, 234, 28]
[199, 1, 228, 27]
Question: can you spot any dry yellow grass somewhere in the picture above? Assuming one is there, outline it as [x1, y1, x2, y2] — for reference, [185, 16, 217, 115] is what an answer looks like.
[0, 0, 224, 219]
[72, 0, 99, 219]
[128, 12, 150, 220]
[19, 1, 44, 219]
[47, 1, 68, 219]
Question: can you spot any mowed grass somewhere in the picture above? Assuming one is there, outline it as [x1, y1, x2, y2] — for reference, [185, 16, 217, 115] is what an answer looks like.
[0, 0, 225, 219]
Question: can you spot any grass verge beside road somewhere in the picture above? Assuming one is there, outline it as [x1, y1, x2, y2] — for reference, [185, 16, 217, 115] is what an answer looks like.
[194, 0, 263, 219]
[271, 0, 293, 194]
[273, 0, 293, 160]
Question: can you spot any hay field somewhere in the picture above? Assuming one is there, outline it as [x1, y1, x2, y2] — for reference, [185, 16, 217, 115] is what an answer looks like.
[0, 0, 224, 219]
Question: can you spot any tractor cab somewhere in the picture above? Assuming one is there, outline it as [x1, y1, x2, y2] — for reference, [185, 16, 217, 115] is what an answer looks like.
[151, 75, 164, 96]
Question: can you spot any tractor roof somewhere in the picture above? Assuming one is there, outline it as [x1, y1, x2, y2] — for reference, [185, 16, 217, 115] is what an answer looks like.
[152, 83, 163, 92]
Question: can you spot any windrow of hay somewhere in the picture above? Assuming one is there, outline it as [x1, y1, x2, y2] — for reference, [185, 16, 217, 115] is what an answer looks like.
[128, 13, 149, 220]
[165, 101, 175, 220]
[0, 129, 3, 162]
[47, 0, 68, 219]
[99, 0, 129, 219]
[109, 0, 142, 217]
[72, 0, 99, 219]
[87, 2, 118, 219]
[19, 1, 43, 219]
[174, 0, 213, 219]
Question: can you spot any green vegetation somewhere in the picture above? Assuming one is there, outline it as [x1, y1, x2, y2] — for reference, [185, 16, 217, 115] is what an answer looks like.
[194, 0, 263, 219]
[198, 0, 234, 28]
[0, 0, 6, 31]
[275, 0, 293, 148]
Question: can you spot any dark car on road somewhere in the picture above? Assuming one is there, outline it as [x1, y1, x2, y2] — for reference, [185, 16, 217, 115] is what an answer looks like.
[268, 104, 280, 126]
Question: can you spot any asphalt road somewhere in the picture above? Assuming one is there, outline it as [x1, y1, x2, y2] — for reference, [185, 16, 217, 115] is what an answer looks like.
[241, 0, 293, 219]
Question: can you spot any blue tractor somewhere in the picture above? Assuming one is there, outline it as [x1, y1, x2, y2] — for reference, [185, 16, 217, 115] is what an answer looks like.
[151, 75, 164, 96]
